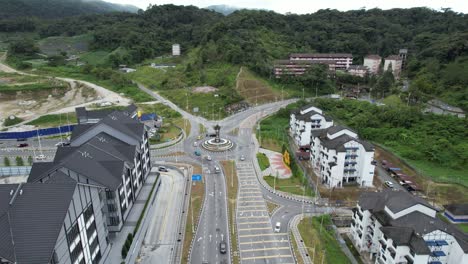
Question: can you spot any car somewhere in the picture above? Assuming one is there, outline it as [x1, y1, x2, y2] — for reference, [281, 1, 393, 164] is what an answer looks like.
[55, 142, 70, 147]
[193, 142, 198, 147]
[158, 166, 168, 172]
[17, 143, 28, 148]
[214, 166, 220, 173]
[219, 241, 227, 254]
[197, 135, 203, 140]
[206, 155, 212, 161]
[385, 181, 394, 188]
[35, 154, 45, 160]
[194, 150, 201, 156]
[274, 222, 281, 232]
[240, 155, 245, 161]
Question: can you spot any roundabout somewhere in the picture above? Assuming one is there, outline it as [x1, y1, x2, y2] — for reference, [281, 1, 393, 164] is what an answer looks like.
[201, 124, 235, 152]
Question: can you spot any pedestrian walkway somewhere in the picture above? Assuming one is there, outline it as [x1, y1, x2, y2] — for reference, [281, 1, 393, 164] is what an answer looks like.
[290, 214, 312, 264]
[259, 148, 292, 179]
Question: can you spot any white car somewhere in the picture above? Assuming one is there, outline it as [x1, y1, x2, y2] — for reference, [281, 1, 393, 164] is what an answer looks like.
[240, 155, 245, 161]
[214, 166, 220, 173]
[274, 222, 281, 232]
[206, 155, 212, 161]
[385, 181, 394, 189]
[35, 154, 45, 160]
[193, 142, 198, 147]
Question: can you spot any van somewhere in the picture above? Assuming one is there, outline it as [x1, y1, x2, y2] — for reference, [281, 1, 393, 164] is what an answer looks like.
[274, 222, 281, 232]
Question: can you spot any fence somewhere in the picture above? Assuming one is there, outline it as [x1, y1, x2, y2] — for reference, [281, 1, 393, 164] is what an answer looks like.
[0, 125, 75, 140]
[0, 166, 32, 176]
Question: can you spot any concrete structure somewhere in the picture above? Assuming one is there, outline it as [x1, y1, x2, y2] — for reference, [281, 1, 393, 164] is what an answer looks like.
[351, 190, 468, 264]
[399, 49, 408, 69]
[0, 180, 109, 264]
[290, 105, 333, 147]
[289, 53, 353, 70]
[384, 55, 403, 79]
[172, 44, 180, 56]
[310, 126, 375, 188]
[347, 65, 369, 77]
[273, 59, 336, 77]
[290, 106, 375, 188]
[444, 204, 468, 223]
[364, 55, 382, 75]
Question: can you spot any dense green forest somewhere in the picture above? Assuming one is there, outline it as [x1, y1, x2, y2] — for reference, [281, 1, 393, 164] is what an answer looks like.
[1, 4, 467, 109]
[314, 98, 468, 186]
[0, 0, 138, 19]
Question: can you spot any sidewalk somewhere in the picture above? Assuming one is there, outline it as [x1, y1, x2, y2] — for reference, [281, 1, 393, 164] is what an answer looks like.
[104, 171, 160, 264]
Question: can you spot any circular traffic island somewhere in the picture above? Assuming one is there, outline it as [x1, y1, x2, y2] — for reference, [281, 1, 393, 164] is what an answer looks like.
[201, 137, 234, 152]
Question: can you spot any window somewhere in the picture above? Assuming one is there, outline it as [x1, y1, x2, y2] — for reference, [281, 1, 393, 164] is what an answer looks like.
[66, 223, 80, 244]
[107, 204, 116, 212]
[109, 216, 120, 226]
[92, 250, 102, 264]
[70, 241, 83, 263]
[84, 205, 94, 223]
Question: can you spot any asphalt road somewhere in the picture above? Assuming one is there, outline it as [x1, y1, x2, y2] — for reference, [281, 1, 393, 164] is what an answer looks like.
[190, 161, 230, 264]
[139, 168, 186, 263]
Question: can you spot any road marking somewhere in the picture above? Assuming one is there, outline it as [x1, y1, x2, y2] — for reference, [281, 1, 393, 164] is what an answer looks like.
[238, 221, 270, 225]
[237, 215, 269, 219]
[242, 247, 291, 252]
[238, 209, 266, 213]
[241, 254, 293, 260]
[239, 240, 288, 245]
[238, 227, 271, 231]
[239, 233, 288, 238]
[237, 205, 265, 208]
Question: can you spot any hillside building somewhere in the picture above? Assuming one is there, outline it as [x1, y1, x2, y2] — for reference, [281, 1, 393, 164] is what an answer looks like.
[351, 190, 468, 264]
[290, 105, 334, 147]
[273, 60, 336, 78]
[347, 65, 369, 77]
[289, 53, 353, 70]
[172, 44, 181, 56]
[364, 55, 381, 75]
[384, 55, 403, 79]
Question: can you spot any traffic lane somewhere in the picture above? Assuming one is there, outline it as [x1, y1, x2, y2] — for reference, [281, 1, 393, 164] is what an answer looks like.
[375, 165, 406, 191]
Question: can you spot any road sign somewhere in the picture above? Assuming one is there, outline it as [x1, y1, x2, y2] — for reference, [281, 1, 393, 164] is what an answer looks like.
[192, 174, 202, 181]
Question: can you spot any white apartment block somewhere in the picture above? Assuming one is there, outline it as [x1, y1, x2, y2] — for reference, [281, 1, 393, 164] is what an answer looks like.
[384, 55, 403, 79]
[172, 44, 181, 56]
[290, 106, 376, 188]
[290, 105, 334, 146]
[351, 190, 468, 264]
[364, 55, 381, 75]
[289, 53, 353, 70]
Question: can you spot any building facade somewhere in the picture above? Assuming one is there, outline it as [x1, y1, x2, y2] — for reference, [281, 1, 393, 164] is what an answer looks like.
[172, 44, 181, 56]
[384, 55, 403, 79]
[364, 55, 381, 75]
[289, 53, 353, 70]
[290, 106, 376, 188]
[347, 65, 369, 77]
[351, 190, 468, 264]
[273, 60, 336, 78]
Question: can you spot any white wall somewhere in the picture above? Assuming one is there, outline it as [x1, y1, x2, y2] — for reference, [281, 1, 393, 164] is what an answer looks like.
[364, 58, 380, 74]
[384, 204, 436, 219]
[327, 129, 357, 140]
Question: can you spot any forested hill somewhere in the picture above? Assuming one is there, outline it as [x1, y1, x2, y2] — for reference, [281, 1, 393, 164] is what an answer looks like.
[0, 0, 139, 19]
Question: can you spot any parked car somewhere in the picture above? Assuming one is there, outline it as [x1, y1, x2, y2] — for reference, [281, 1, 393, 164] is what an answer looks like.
[219, 241, 227, 254]
[274, 222, 281, 232]
[17, 143, 28, 148]
[158, 166, 168, 172]
[385, 181, 394, 189]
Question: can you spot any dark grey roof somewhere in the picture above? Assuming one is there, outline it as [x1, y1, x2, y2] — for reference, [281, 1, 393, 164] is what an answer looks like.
[0, 182, 77, 264]
[327, 125, 355, 135]
[86, 132, 136, 164]
[76, 104, 138, 122]
[70, 123, 94, 141]
[321, 134, 374, 152]
[380, 226, 430, 255]
[445, 204, 468, 216]
[99, 111, 144, 141]
[359, 190, 468, 253]
[54, 146, 79, 162]
[27, 162, 55, 183]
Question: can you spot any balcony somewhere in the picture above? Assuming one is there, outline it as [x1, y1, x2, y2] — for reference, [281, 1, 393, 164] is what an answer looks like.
[388, 247, 396, 259]
[379, 239, 387, 251]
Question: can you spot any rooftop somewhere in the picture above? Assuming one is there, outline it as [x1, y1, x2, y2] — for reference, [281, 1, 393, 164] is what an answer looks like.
[445, 204, 468, 216]
[289, 53, 353, 58]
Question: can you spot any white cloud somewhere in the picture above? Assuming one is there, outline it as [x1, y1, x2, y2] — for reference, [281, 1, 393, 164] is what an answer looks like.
[107, 0, 468, 14]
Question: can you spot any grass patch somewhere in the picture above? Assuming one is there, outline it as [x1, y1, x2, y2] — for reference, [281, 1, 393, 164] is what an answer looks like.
[182, 164, 204, 263]
[256, 152, 270, 171]
[236, 67, 279, 104]
[264, 175, 314, 197]
[0, 80, 67, 92]
[343, 236, 364, 264]
[80, 51, 110, 65]
[3, 116, 23, 127]
[298, 215, 351, 264]
[221, 160, 239, 264]
[266, 201, 279, 216]
[25, 113, 77, 128]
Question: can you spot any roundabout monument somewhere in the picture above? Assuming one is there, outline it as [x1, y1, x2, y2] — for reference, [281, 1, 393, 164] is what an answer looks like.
[201, 124, 234, 152]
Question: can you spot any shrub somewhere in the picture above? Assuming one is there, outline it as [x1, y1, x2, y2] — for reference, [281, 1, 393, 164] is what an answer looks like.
[3, 157, 10, 166]
[15, 156, 24, 166]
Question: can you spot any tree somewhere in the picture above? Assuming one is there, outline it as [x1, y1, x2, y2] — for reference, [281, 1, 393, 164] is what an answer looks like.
[27, 156, 33, 165]
[3, 157, 10, 167]
[15, 156, 24, 166]
[374, 70, 395, 98]
[8, 39, 39, 56]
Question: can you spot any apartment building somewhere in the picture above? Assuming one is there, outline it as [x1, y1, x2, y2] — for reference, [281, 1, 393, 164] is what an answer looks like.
[273, 59, 336, 77]
[290, 105, 375, 188]
[347, 65, 369, 77]
[289, 53, 353, 70]
[290, 105, 334, 146]
[310, 126, 375, 187]
[384, 55, 403, 79]
[351, 190, 468, 264]
[0, 180, 109, 264]
[364, 55, 382, 75]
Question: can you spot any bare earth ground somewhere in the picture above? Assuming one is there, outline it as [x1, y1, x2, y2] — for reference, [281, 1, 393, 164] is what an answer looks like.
[0, 57, 131, 130]
[192, 86, 218, 93]
[236, 67, 279, 104]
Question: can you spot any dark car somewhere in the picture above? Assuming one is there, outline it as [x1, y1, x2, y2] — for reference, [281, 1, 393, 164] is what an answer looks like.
[158, 166, 168, 172]
[16, 138, 27, 141]
[17, 143, 29, 148]
[219, 241, 227, 254]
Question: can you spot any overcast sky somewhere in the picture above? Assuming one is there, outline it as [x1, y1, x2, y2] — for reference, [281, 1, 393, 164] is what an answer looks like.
[106, 0, 468, 14]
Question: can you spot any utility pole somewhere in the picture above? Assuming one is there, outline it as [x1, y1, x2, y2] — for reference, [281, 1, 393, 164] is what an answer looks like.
[302, 88, 305, 100]
[274, 171, 278, 191]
